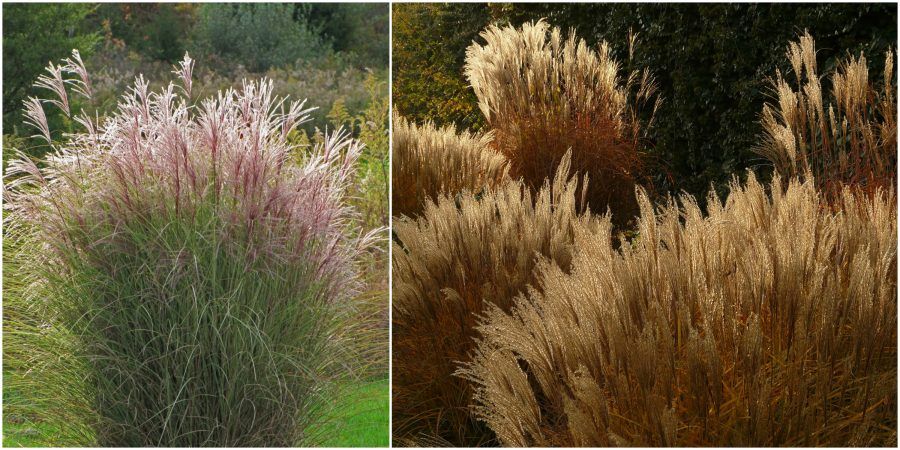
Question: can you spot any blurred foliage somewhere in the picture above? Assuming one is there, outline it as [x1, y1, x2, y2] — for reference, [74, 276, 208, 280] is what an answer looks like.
[2, 2, 388, 163]
[2, 3, 99, 135]
[2, 134, 28, 172]
[392, 3, 491, 132]
[80, 3, 388, 69]
[193, 3, 330, 72]
[393, 3, 897, 200]
[89, 4, 198, 62]
[309, 3, 389, 68]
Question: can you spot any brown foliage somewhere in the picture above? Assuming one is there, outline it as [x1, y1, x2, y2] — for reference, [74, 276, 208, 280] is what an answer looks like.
[465, 20, 659, 225]
[462, 174, 897, 446]
[757, 31, 897, 199]
[391, 154, 599, 445]
[391, 112, 508, 218]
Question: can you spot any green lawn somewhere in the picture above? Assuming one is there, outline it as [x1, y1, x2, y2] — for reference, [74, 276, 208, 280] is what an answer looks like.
[315, 379, 390, 447]
[2, 407, 63, 449]
[2, 370, 65, 447]
[2, 376, 389, 447]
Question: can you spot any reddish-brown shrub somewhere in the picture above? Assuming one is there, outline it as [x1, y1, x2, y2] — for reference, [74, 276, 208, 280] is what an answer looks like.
[391, 154, 599, 445]
[465, 20, 659, 225]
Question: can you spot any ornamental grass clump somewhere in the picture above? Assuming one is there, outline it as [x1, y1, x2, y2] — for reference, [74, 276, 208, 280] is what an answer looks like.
[392, 153, 599, 445]
[465, 20, 660, 224]
[4, 52, 380, 446]
[462, 174, 897, 446]
[757, 31, 897, 198]
[391, 112, 508, 218]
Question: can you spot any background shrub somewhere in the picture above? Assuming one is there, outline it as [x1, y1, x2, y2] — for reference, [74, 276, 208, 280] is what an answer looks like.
[4, 55, 380, 446]
[391, 113, 508, 218]
[393, 3, 897, 201]
[392, 155, 598, 445]
[463, 174, 897, 446]
[193, 3, 329, 73]
[2, 3, 389, 162]
[391, 3, 491, 132]
[308, 3, 390, 69]
[89, 3, 197, 63]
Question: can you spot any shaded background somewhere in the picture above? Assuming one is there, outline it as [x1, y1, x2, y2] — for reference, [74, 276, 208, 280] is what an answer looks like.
[393, 2, 897, 200]
[4, 3, 388, 161]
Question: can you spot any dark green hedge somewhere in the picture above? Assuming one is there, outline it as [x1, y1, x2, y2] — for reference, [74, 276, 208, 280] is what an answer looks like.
[393, 3, 897, 199]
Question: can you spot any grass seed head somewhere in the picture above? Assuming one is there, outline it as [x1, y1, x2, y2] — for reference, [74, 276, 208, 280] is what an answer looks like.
[391, 152, 601, 445]
[757, 31, 897, 199]
[465, 19, 660, 225]
[391, 112, 509, 218]
[463, 174, 897, 446]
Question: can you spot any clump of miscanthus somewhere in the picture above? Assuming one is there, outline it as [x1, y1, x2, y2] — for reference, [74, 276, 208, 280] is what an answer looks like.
[757, 31, 897, 199]
[462, 172, 896, 447]
[466, 20, 660, 225]
[391, 153, 599, 446]
[4, 51, 381, 446]
[391, 112, 508, 218]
